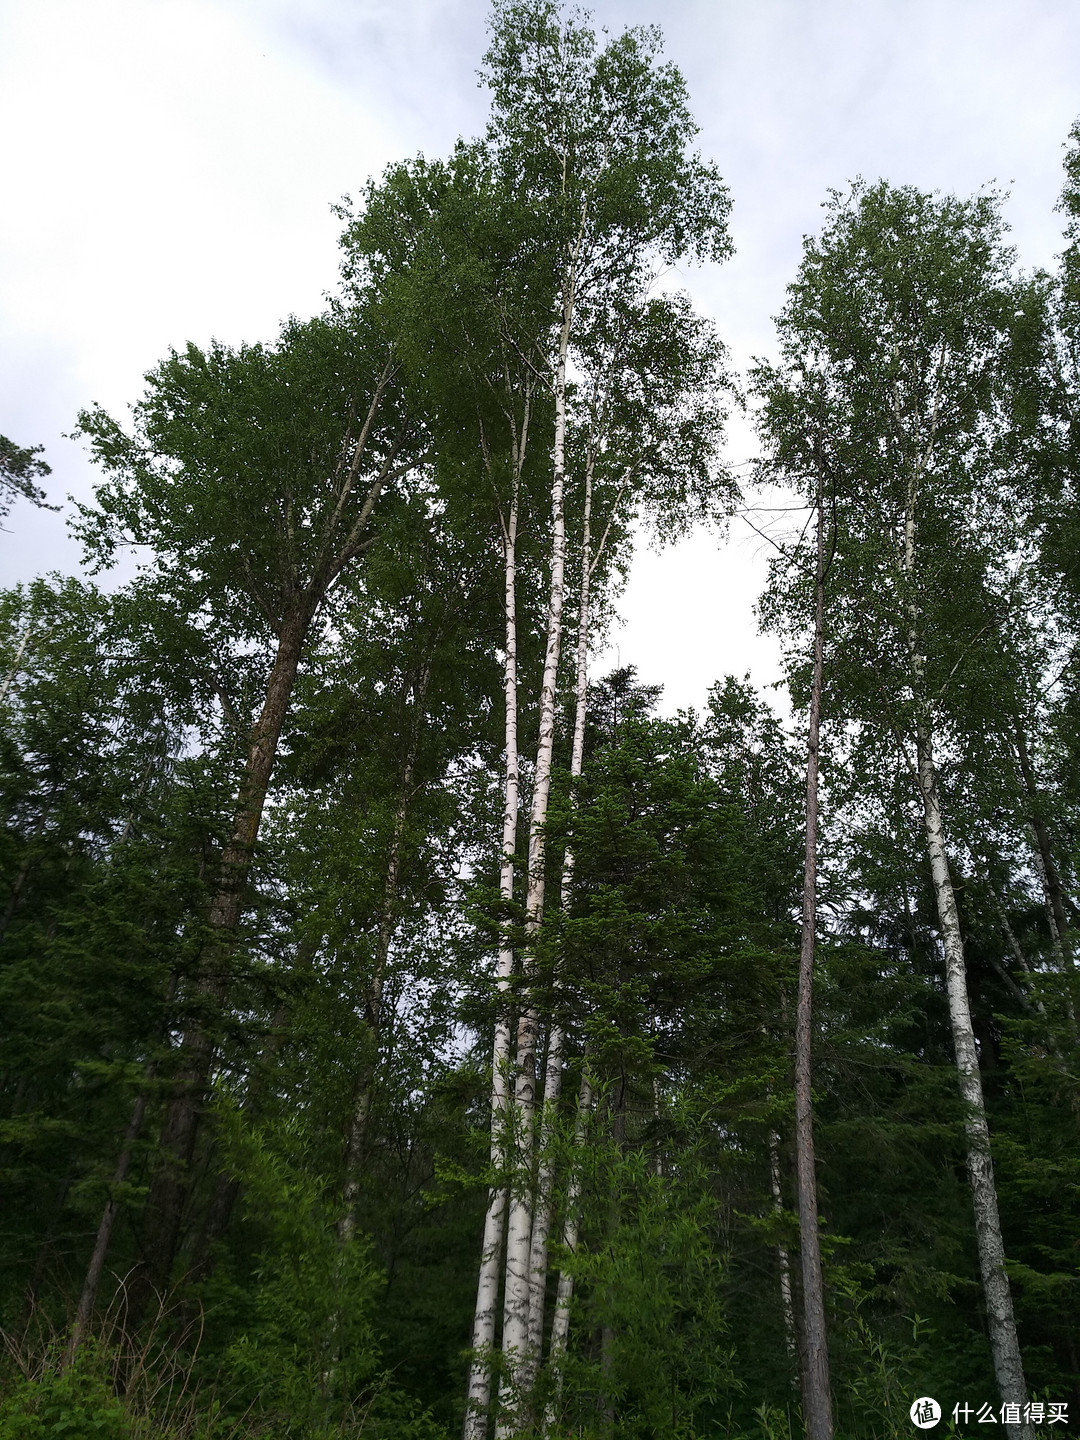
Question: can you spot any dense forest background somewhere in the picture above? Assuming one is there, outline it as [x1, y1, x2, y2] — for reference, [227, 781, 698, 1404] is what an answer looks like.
[1, 3, 1079, 1438]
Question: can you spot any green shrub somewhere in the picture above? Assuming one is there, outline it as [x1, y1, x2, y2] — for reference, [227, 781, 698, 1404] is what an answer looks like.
[0, 1350, 130, 1440]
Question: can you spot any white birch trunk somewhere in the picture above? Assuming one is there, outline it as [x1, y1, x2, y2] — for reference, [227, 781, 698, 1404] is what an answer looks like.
[0, 623, 35, 705]
[900, 459, 1032, 1440]
[916, 722, 1032, 1440]
[465, 474, 522, 1440]
[542, 1064, 593, 1438]
[498, 283, 574, 1433]
[1028, 824, 1069, 973]
[525, 449, 594, 1368]
[64, 1088, 149, 1368]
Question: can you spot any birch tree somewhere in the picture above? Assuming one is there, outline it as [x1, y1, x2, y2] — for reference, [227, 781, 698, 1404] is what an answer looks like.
[340, 140, 555, 1435]
[756, 181, 1037, 1440]
[471, 10, 731, 1428]
[339, 29, 733, 1420]
[526, 282, 731, 1413]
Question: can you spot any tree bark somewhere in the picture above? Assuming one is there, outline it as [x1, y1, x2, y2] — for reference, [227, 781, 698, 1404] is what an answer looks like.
[525, 445, 594, 1371]
[0, 621, 35, 705]
[916, 723, 1033, 1440]
[63, 1089, 148, 1368]
[542, 1064, 593, 1438]
[1012, 717, 1071, 964]
[497, 280, 573, 1434]
[794, 486, 833, 1440]
[465, 472, 522, 1440]
[120, 374, 407, 1326]
[768, 1130, 798, 1370]
[130, 606, 311, 1320]
[894, 458, 1031, 1438]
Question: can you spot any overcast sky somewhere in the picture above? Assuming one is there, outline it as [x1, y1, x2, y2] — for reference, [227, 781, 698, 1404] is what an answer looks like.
[3, 0, 1080, 713]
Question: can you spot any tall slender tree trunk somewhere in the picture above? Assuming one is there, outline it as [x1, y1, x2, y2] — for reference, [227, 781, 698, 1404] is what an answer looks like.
[916, 724, 1032, 1440]
[63, 1090, 149, 1367]
[188, 1172, 241, 1285]
[597, 1078, 626, 1439]
[67, 975, 181, 1355]
[900, 472, 1032, 1440]
[465, 475, 522, 1440]
[980, 877, 1064, 1046]
[119, 391, 398, 1326]
[498, 280, 574, 1435]
[130, 606, 312, 1321]
[525, 447, 594, 1372]
[542, 1065, 593, 1438]
[794, 486, 833, 1440]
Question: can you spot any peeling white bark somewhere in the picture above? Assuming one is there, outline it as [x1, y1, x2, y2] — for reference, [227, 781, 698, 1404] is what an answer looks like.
[916, 722, 1032, 1440]
[901, 462, 1032, 1440]
[525, 447, 594, 1369]
[465, 467, 522, 1440]
[498, 289, 573, 1431]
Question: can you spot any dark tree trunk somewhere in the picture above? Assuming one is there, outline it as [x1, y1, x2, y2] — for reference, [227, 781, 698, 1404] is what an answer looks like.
[64, 1090, 149, 1367]
[794, 486, 834, 1440]
[187, 1172, 241, 1285]
[598, 1077, 627, 1440]
[130, 607, 311, 1321]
